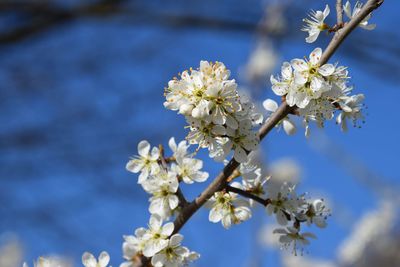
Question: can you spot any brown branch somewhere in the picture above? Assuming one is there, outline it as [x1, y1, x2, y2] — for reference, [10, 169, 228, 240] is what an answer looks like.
[226, 185, 271, 206]
[139, 1, 384, 265]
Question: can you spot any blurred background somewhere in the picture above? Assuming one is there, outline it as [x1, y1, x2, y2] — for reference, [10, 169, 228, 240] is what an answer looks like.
[0, 0, 399, 266]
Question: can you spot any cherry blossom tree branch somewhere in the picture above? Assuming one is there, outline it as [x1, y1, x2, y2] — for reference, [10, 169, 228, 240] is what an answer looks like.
[225, 185, 271, 206]
[171, 0, 384, 236]
[138, 1, 384, 265]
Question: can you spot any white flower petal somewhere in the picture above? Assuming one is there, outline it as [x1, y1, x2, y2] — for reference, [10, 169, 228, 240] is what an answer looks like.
[263, 99, 278, 112]
[138, 140, 150, 157]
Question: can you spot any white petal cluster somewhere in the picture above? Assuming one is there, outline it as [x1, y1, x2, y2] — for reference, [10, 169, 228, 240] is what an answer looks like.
[206, 183, 252, 229]
[297, 199, 330, 228]
[121, 215, 199, 267]
[126, 138, 209, 220]
[269, 47, 365, 136]
[273, 227, 317, 256]
[266, 182, 303, 226]
[164, 61, 262, 163]
[82, 252, 110, 267]
[151, 234, 199, 267]
[302, 5, 330, 43]
[265, 180, 330, 228]
[344, 1, 376, 30]
[142, 169, 180, 219]
[124, 138, 202, 266]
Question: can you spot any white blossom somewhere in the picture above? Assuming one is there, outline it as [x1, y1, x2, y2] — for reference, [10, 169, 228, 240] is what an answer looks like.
[206, 184, 252, 229]
[297, 199, 330, 228]
[273, 227, 316, 255]
[82, 252, 110, 267]
[302, 5, 330, 43]
[120, 228, 147, 267]
[270, 48, 364, 135]
[171, 157, 209, 184]
[344, 1, 376, 30]
[151, 234, 199, 267]
[126, 140, 160, 184]
[242, 175, 268, 207]
[288, 48, 334, 108]
[336, 94, 365, 132]
[164, 61, 261, 162]
[222, 120, 259, 163]
[142, 169, 179, 219]
[141, 215, 175, 257]
[168, 137, 189, 161]
[265, 181, 304, 225]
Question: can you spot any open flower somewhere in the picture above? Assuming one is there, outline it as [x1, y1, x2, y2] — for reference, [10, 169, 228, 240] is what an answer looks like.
[126, 140, 160, 184]
[151, 234, 199, 267]
[302, 199, 330, 228]
[270, 62, 294, 97]
[142, 169, 179, 219]
[82, 252, 110, 267]
[273, 227, 316, 255]
[288, 47, 335, 108]
[142, 215, 175, 257]
[302, 5, 330, 43]
[121, 228, 147, 267]
[223, 121, 259, 163]
[336, 94, 365, 132]
[171, 157, 209, 184]
[168, 137, 190, 161]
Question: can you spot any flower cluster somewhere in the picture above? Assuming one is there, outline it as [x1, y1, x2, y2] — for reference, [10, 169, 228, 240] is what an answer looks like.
[164, 61, 262, 163]
[268, 47, 365, 135]
[204, 154, 330, 254]
[124, 138, 202, 266]
[121, 215, 199, 267]
[126, 138, 208, 219]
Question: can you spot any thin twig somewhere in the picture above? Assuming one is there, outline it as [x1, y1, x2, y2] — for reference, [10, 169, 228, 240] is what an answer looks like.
[336, 0, 344, 25]
[226, 185, 271, 206]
